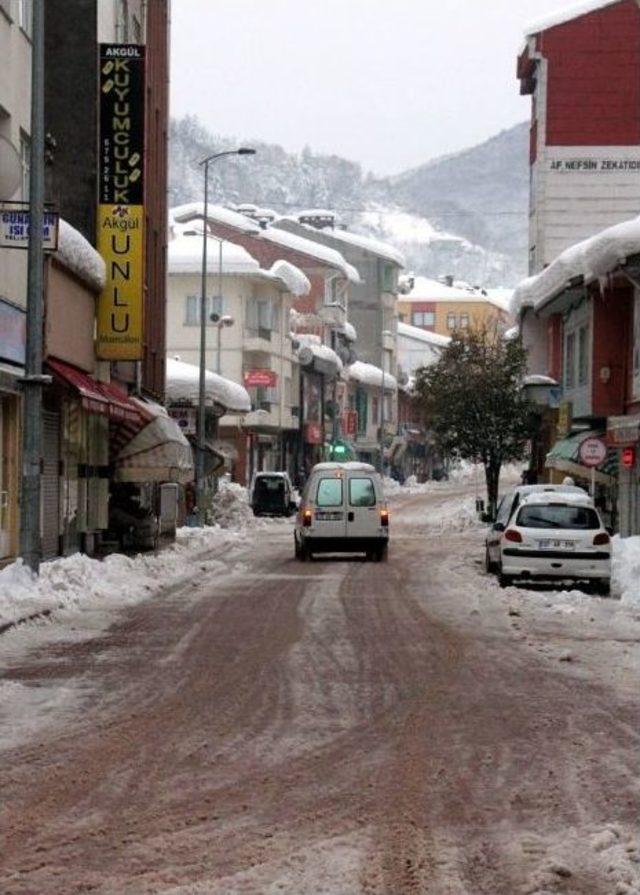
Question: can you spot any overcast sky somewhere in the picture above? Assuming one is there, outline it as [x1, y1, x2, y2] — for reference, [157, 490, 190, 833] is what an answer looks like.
[170, 0, 559, 176]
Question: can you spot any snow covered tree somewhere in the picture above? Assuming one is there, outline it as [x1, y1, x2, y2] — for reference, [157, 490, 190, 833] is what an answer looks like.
[413, 325, 530, 516]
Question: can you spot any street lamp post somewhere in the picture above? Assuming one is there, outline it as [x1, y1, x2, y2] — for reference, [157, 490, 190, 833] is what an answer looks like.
[214, 315, 235, 375]
[195, 148, 255, 524]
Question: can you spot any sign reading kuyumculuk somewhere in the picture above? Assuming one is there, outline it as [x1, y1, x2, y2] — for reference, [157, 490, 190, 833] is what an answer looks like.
[0, 204, 59, 250]
[96, 44, 145, 361]
[579, 437, 608, 468]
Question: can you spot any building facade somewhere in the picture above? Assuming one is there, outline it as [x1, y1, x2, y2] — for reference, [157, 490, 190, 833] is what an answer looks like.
[518, 0, 640, 274]
[397, 276, 511, 337]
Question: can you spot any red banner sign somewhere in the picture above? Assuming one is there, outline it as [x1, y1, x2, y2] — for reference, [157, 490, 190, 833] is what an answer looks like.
[244, 369, 277, 388]
[305, 422, 323, 444]
[342, 410, 358, 436]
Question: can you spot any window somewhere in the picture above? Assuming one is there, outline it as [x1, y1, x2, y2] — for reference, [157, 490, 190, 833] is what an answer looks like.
[447, 312, 457, 330]
[284, 377, 292, 406]
[459, 313, 470, 329]
[371, 396, 379, 425]
[578, 325, 589, 386]
[382, 263, 396, 293]
[412, 311, 435, 327]
[247, 298, 277, 335]
[18, 0, 32, 35]
[184, 295, 223, 325]
[20, 132, 30, 201]
[349, 478, 376, 507]
[116, 0, 129, 41]
[565, 331, 576, 389]
[316, 478, 343, 507]
[131, 13, 142, 43]
[516, 504, 600, 530]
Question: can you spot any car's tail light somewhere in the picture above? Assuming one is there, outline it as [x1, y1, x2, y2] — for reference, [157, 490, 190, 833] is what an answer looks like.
[504, 528, 523, 543]
[593, 532, 610, 546]
[302, 509, 313, 528]
[380, 509, 389, 527]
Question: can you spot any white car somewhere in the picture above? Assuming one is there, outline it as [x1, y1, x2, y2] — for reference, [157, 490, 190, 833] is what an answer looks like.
[294, 462, 389, 561]
[493, 491, 612, 594]
[485, 483, 587, 573]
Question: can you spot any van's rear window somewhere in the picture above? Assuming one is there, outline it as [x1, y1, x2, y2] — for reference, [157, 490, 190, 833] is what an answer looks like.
[516, 504, 600, 530]
[316, 478, 343, 507]
[349, 478, 376, 507]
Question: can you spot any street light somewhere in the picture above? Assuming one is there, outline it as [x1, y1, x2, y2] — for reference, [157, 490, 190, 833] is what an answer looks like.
[195, 147, 256, 524]
[211, 313, 235, 375]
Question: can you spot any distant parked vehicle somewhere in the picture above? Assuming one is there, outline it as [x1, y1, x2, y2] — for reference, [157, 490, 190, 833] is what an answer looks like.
[485, 483, 587, 573]
[294, 462, 389, 561]
[250, 472, 297, 517]
[488, 490, 611, 595]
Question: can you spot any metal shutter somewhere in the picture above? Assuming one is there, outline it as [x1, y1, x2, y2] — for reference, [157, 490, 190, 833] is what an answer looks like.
[41, 411, 61, 560]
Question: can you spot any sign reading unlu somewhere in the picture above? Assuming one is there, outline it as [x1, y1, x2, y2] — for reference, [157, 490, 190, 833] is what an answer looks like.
[96, 44, 145, 360]
[244, 369, 277, 388]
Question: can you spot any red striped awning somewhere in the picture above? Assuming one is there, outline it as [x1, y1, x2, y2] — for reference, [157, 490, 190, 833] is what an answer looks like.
[47, 358, 142, 424]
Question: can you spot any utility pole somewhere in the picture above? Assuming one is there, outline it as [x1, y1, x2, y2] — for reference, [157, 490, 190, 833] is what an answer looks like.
[20, 0, 46, 573]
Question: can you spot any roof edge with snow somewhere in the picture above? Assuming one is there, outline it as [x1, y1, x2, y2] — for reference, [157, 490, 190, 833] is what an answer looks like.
[525, 0, 622, 36]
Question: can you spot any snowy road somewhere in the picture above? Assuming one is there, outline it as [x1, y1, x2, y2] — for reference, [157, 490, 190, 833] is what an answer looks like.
[2, 484, 640, 894]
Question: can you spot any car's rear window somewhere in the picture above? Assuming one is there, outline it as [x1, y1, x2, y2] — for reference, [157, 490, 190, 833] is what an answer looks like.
[316, 478, 343, 507]
[349, 477, 376, 507]
[516, 504, 600, 530]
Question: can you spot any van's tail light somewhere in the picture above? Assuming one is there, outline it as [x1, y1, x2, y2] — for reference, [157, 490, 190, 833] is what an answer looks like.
[302, 508, 313, 528]
[593, 532, 610, 546]
[380, 509, 389, 527]
[504, 528, 522, 543]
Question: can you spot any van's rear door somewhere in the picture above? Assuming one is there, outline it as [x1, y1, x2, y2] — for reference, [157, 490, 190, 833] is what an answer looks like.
[346, 474, 384, 539]
[312, 473, 347, 539]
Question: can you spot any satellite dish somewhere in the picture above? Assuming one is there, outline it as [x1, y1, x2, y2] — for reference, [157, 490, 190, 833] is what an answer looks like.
[0, 136, 23, 199]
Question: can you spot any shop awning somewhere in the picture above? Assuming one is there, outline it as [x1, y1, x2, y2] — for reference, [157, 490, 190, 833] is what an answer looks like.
[546, 429, 618, 484]
[48, 358, 142, 423]
[607, 414, 640, 447]
[114, 399, 194, 484]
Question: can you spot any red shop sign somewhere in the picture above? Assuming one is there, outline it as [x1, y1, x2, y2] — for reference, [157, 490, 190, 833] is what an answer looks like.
[244, 369, 277, 388]
[305, 422, 323, 444]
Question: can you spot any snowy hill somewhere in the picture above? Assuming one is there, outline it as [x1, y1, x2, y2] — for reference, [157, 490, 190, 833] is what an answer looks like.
[169, 116, 529, 286]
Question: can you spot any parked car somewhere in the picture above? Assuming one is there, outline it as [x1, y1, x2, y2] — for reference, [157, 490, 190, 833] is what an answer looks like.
[490, 491, 612, 594]
[250, 472, 297, 517]
[485, 484, 587, 574]
[294, 462, 389, 561]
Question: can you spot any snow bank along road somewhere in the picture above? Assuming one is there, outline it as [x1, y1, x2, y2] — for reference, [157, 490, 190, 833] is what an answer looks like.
[2, 483, 640, 894]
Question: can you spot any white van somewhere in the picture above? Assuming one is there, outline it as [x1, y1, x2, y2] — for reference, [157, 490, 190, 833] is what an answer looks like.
[294, 462, 389, 561]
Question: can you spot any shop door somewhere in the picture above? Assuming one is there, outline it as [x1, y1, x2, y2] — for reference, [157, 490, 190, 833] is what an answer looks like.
[41, 411, 61, 560]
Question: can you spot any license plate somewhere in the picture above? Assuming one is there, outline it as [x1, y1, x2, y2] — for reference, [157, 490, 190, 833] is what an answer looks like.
[316, 511, 343, 521]
[538, 539, 575, 551]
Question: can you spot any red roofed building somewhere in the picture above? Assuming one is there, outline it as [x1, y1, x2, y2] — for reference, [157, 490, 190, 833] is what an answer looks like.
[518, 0, 640, 274]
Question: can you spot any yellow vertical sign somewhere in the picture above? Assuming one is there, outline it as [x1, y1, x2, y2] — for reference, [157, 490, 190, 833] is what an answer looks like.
[96, 44, 145, 360]
[96, 204, 144, 360]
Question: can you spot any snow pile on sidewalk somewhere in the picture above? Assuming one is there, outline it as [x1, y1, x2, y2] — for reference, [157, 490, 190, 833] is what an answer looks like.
[0, 520, 250, 631]
[612, 536, 640, 605]
[210, 480, 256, 529]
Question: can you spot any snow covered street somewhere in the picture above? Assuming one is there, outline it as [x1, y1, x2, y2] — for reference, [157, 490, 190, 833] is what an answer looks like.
[2, 480, 640, 894]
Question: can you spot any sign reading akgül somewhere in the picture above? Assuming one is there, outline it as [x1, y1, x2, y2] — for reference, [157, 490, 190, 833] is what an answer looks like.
[96, 44, 145, 360]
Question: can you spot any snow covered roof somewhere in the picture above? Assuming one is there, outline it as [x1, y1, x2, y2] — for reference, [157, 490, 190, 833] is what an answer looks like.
[525, 0, 621, 35]
[294, 333, 343, 373]
[264, 225, 360, 283]
[165, 357, 251, 414]
[266, 259, 311, 296]
[291, 220, 405, 267]
[170, 202, 261, 234]
[343, 321, 357, 342]
[511, 213, 640, 314]
[56, 219, 106, 292]
[523, 374, 559, 386]
[397, 321, 450, 347]
[400, 276, 509, 310]
[168, 227, 260, 275]
[347, 360, 397, 391]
